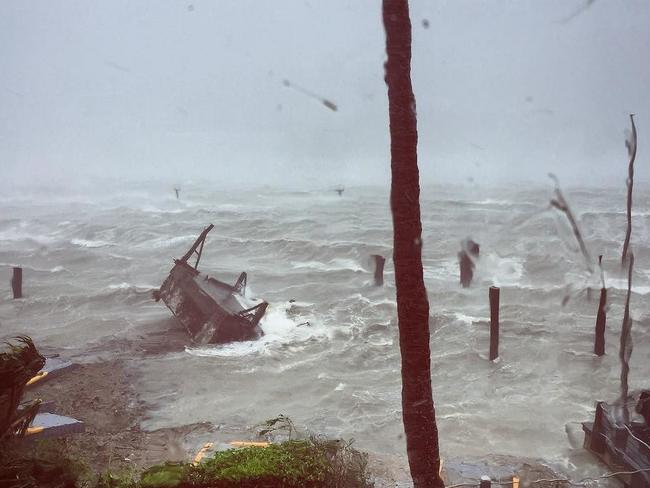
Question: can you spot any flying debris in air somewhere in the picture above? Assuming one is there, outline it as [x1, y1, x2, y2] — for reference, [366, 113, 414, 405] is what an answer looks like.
[558, 0, 596, 23]
[104, 60, 131, 74]
[282, 79, 338, 112]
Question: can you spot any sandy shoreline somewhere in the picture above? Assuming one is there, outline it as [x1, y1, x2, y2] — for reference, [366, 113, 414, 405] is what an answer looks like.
[24, 356, 418, 486]
[23, 355, 568, 487]
[25, 360, 215, 473]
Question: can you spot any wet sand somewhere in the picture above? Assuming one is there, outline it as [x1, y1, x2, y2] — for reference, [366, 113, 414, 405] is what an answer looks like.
[24, 358, 566, 487]
[24, 357, 419, 485]
[25, 360, 215, 473]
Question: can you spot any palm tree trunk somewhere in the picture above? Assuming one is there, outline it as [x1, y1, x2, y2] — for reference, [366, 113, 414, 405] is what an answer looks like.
[383, 1, 444, 486]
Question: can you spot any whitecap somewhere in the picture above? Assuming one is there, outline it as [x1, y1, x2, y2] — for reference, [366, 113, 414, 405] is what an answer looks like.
[454, 312, 487, 325]
[144, 235, 198, 249]
[291, 258, 364, 273]
[140, 205, 185, 214]
[471, 199, 515, 206]
[107, 282, 157, 292]
[607, 278, 650, 295]
[478, 253, 524, 287]
[70, 238, 113, 248]
[183, 305, 326, 358]
[0, 263, 69, 274]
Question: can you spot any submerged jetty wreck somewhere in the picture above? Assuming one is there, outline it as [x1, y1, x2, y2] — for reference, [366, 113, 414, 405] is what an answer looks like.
[582, 394, 650, 488]
[154, 224, 268, 344]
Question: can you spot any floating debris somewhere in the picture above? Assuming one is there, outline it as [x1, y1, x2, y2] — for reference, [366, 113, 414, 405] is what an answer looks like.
[26, 357, 74, 387]
[582, 399, 650, 487]
[26, 413, 84, 440]
[154, 224, 268, 344]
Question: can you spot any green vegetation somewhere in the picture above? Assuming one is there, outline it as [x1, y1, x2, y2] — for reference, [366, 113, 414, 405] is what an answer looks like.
[97, 438, 372, 488]
[0, 436, 372, 488]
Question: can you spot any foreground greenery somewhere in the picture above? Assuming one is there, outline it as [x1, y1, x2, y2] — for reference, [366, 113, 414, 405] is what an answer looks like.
[100, 438, 372, 488]
[1, 437, 373, 488]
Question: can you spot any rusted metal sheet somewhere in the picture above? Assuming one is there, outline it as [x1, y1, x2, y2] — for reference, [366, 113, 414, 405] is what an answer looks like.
[155, 224, 268, 345]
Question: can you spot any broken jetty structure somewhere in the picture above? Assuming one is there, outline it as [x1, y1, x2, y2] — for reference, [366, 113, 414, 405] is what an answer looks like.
[582, 396, 650, 488]
[154, 224, 268, 345]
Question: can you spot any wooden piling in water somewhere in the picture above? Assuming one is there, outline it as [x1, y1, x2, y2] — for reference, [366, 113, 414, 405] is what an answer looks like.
[371, 255, 385, 286]
[489, 286, 500, 361]
[459, 238, 480, 288]
[594, 287, 607, 356]
[12, 267, 22, 299]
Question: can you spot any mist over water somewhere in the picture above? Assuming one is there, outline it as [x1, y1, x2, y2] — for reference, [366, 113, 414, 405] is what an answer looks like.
[1, 180, 649, 483]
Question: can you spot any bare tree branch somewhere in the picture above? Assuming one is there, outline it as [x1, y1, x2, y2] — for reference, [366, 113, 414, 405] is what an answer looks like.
[619, 253, 634, 423]
[549, 173, 594, 275]
[558, 0, 597, 24]
[621, 114, 637, 264]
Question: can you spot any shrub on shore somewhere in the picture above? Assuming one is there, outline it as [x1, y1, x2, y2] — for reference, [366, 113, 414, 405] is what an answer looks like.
[2, 437, 372, 488]
[97, 438, 373, 488]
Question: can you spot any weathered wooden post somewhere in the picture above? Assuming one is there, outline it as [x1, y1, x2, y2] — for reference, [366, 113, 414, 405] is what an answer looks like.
[637, 391, 650, 425]
[11, 267, 22, 299]
[589, 402, 607, 454]
[489, 286, 500, 361]
[459, 238, 479, 288]
[372, 255, 386, 286]
[594, 287, 607, 356]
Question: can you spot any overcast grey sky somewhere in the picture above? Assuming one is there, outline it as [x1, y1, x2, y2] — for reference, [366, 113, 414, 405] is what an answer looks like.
[1, 1, 648, 189]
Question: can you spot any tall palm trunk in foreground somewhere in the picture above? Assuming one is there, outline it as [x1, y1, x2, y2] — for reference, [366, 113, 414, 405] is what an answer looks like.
[383, 1, 444, 486]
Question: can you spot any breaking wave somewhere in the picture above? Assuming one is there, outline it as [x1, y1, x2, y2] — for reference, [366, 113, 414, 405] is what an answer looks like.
[70, 238, 114, 248]
[185, 304, 325, 358]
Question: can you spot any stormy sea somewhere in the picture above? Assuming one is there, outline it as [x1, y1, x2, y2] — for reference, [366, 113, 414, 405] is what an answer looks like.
[1, 180, 649, 482]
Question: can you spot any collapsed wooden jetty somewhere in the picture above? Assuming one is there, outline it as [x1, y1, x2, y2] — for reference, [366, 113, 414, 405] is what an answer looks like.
[582, 399, 650, 488]
[154, 224, 268, 345]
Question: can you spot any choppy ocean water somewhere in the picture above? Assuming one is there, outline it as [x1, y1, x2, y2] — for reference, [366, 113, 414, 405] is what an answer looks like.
[1, 180, 649, 482]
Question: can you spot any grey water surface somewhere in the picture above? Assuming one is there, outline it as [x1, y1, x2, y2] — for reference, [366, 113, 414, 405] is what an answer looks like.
[1, 181, 648, 484]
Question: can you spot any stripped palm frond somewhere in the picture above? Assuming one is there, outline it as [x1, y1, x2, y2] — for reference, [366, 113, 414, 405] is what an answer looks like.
[0, 336, 45, 442]
[0, 336, 45, 387]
